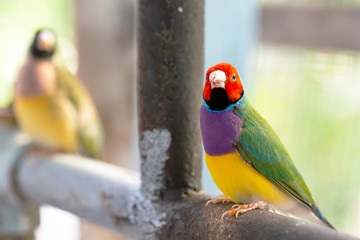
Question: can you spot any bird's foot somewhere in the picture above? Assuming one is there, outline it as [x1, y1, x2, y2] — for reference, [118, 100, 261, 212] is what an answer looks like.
[26, 143, 68, 157]
[221, 201, 270, 221]
[205, 194, 234, 207]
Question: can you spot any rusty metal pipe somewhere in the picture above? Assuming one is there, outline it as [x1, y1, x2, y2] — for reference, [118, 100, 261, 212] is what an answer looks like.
[137, 0, 205, 200]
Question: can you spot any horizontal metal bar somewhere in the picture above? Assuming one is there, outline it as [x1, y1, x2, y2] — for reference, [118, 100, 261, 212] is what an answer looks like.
[16, 154, 144, 239]
[160, 194, 359, 240]
[9, 153, 358, 239]
[260, 5, 360, 51]
[0, 136, 39, 238]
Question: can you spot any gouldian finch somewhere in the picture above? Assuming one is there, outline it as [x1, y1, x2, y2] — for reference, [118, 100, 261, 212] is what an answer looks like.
[200, 63, 333, 228]
[13, 29, 103, 158]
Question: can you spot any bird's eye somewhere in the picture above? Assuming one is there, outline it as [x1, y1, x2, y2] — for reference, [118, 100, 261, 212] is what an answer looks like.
[232, 74, 236, 81]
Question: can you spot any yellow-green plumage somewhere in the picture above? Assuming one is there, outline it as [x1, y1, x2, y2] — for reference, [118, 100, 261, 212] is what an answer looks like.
[14, 29, 102, 158]
[15, 93, 78, 152]
[55, 63, 103, 158]
[205, 152, 292, 208]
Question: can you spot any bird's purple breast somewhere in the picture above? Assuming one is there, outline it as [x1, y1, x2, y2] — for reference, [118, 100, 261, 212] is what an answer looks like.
[200, 105, 243, 156]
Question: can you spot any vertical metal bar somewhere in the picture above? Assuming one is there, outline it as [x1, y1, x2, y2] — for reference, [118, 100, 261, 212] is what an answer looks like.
[137, 0, 204, 200]
[0, 129, 39, 240]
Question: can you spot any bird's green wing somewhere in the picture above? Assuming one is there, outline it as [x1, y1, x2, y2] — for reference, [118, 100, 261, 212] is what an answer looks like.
[234, 103, 316, 208]
[55, 62, 103, 158]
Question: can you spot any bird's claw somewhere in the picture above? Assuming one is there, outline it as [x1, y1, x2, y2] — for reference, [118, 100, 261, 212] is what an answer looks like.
[205, 194, 233, 207]
[221, 201, 270, 221]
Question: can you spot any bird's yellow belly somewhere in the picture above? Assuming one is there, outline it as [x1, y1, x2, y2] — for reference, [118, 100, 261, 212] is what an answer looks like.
[205, 152, 292, 207]
[14, 95, 77, 151]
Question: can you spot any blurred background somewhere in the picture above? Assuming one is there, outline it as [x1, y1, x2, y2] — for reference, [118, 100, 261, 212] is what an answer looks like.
[0, 0, 360, 239]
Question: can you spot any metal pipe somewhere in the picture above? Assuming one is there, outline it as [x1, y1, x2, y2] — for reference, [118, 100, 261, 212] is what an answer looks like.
[137, 0, 205, 200]
[16, 154, 144, 239]
[159, 195, 358, 240]
[13, 155, 359, 239]
[0, 130, 39, 240]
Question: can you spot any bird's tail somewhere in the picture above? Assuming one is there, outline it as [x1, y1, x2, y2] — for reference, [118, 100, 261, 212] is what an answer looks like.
[284, 201, 335, 230]
[314, 206, 335, 229]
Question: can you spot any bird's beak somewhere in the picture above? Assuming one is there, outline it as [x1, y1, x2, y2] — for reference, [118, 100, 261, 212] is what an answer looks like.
[209, 70, 226, 89]
[37, 30, 55, 51]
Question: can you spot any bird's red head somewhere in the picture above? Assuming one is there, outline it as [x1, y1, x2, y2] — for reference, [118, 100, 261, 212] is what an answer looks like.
[203, 63, 244, 110]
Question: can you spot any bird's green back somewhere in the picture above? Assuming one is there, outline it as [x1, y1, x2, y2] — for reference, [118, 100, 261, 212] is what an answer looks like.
[55, 62, 103, 158]
[234, 98, 316, 208]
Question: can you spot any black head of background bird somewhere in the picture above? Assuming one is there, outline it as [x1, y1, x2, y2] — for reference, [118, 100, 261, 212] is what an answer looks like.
[30, 29, 56, 59]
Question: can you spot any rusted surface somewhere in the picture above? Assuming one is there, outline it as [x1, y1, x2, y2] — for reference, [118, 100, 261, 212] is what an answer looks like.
[0, 149, 356, 239]
[158, 193, 358, 240]
[137, 0, 204, 200]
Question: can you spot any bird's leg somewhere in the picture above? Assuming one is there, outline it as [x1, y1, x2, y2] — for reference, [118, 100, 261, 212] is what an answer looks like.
[221, 201, 270, 221]
[26, 143, 69, 157]
[205, 194, 234, 206]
